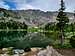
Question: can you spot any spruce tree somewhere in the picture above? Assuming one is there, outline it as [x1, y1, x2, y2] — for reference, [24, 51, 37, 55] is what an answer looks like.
[72, 10, 75, 35]
[56, 0, 69, 46]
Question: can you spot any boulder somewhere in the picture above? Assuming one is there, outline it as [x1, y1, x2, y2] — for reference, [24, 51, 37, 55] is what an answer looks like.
[37, 46, 63, 56]
[31, 48, 42, 52]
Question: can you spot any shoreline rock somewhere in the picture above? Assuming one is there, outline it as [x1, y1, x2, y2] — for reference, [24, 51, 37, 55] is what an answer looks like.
[0, 46, 63, 56]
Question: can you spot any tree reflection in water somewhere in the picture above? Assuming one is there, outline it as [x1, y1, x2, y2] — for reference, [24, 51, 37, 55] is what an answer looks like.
[0, 31, 54, 49]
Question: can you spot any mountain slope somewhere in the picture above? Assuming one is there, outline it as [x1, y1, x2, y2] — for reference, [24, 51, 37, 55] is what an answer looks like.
[0, 8, 74, 27]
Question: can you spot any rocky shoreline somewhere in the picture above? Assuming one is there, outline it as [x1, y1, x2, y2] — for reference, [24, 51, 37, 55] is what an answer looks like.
[0, 46, 64, 56]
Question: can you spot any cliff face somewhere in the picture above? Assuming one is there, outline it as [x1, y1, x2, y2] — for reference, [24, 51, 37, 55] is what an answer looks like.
[0, 8, 74, 27]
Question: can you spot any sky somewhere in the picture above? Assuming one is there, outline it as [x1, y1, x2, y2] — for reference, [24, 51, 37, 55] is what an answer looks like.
[0, 0, 75, 12]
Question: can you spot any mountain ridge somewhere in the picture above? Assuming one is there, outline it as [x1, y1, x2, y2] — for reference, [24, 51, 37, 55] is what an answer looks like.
[0, 8, 75, 27]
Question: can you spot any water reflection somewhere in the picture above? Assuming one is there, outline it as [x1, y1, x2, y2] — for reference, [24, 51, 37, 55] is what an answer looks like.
[0, 31, 54, 49]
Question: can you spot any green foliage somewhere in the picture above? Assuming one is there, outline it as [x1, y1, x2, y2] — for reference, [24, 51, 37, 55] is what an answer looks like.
[56, 11, 69, 30]
[45, 22, 56, 31]
[56, 0, 69, 46]
[70, 36, 75, 48]
[44, 32, 59, 40]
[0, 20, 28, 29]
[53, 43, 72, 48]
[7, 47, 14, 55]
[56, 0, 69, 31]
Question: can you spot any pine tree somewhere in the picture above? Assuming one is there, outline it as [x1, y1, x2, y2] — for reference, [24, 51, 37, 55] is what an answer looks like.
[56, 0, 69, 46]
[72, 10, 75, 35]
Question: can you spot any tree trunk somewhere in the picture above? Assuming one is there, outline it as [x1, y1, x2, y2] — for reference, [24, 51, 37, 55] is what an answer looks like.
[60, 29, 64, 47]
[71, 24, 74, 35]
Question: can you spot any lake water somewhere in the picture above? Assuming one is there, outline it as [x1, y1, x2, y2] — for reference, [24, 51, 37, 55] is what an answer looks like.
[0, 31, 55, 49]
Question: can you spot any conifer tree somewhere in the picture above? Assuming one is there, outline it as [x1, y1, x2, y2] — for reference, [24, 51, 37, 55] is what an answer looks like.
[56, 0, 69, 46]
[72, 10, 75, 35]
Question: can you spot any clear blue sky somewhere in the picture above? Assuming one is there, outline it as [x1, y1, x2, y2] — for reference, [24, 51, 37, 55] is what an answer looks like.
[0, 0, 75, 12]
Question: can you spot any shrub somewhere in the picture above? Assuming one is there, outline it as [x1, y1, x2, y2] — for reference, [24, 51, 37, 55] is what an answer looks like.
[70, 36, 75, 48]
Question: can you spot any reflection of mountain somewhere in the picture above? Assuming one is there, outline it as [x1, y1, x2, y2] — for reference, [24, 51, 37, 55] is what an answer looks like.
[0, 31, 53, 48]
[0, 8, 75, 27]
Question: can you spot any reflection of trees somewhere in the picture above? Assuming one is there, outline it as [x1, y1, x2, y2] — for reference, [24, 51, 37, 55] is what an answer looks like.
[0, 31, 27, 48]
[0, 32, 53, 49]
[21, 33, 53, 48]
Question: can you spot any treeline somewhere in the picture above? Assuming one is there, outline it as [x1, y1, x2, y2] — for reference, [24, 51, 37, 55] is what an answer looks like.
[44, 22, 75, 32]
[0, 20, 28, 29]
